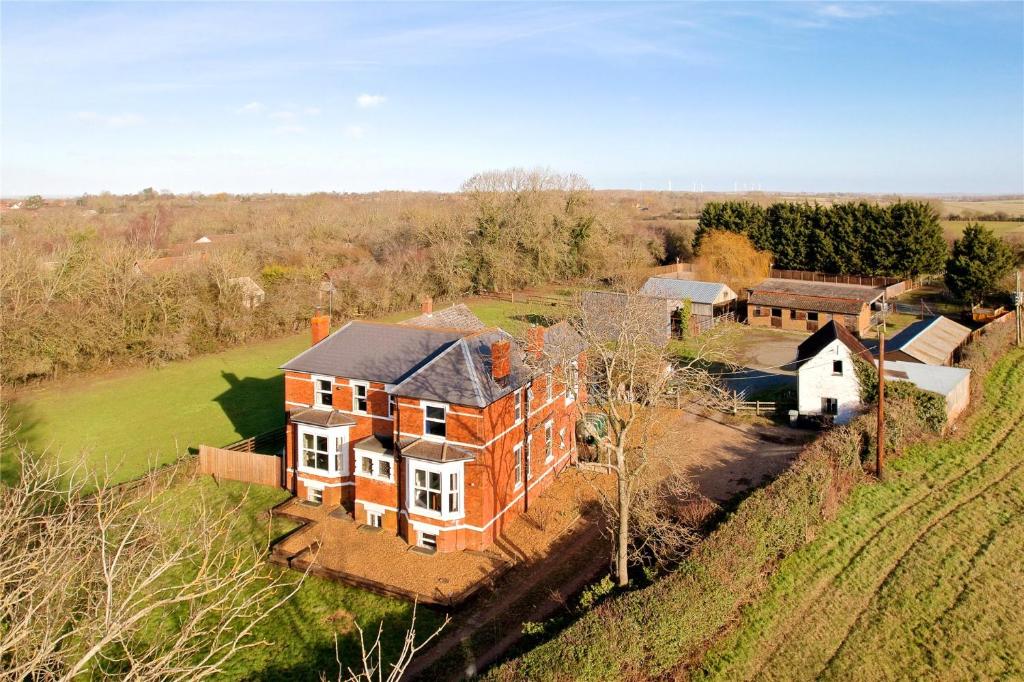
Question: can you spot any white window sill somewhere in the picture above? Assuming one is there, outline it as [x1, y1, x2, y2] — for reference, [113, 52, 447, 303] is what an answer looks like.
[298, 466, 345, 478]
[408, 506, 465, 522]
[355, 471, 394, 484]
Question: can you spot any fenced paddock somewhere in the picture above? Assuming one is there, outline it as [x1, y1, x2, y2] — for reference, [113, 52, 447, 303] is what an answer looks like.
[198, 444, 282, 487]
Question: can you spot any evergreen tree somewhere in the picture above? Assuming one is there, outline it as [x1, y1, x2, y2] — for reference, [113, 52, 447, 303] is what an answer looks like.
[944, 223, 1014, 304]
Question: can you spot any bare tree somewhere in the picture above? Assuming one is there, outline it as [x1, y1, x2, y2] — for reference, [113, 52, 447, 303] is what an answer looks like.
[0, 439, 305, 681]
[562, 294, 732, 586]
[321, 603, 450, 682]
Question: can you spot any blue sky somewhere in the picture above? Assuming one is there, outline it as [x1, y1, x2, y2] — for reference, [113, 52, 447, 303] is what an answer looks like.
[2, 1, 1022, 196]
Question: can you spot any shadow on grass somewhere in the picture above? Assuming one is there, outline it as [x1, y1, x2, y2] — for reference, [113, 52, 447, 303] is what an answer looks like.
[1, 398, 43, 485]
[213, 371, 287, 444]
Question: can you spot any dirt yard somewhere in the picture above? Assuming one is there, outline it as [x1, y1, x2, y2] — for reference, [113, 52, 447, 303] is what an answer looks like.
[722, 327, 806, 398]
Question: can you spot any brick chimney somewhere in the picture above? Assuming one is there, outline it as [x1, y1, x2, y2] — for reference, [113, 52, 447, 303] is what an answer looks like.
[526, 325, 545, 360]
[311, 309, 330, 346]
[421, 296, 433, 316]
[491, 340, 511, 380]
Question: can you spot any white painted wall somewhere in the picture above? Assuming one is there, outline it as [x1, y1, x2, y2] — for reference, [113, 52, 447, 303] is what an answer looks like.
[797, 339, 863, 424]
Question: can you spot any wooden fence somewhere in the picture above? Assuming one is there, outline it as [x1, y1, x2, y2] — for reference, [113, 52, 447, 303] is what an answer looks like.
[649, 262, 694, 278]
[769, 269, 914, 298]
[198, 444, 282, 487]
[732, 401, 782, 416]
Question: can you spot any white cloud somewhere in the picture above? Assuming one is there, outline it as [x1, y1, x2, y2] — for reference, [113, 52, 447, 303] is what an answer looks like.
[304, 107, 322, 115]
[814, 4, 887, 20]
[345, 125, 365, 139]
[270, 110, 295, 120]
[274, 124, 306, 134]
[356, 94, 386, 108]
[74, 111, 144, 128]
[237, 101, 266, 114]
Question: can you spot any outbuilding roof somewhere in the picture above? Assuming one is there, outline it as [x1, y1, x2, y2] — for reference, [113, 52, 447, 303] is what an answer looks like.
[883, 360, 970, 399]
[885, 316, 972, 365]
[795, 320, 874, 367]
[748, 278, 884, 316]
[640, 277, 735, 305]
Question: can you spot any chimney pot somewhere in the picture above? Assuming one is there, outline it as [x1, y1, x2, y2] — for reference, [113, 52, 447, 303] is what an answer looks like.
[491, 340, 511, 380]
[311, 309, 330, 346]
[422, 296, 433, 316]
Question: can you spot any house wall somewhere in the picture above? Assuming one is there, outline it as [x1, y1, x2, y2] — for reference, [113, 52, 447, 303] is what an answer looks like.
[748, 303, 871, 335]
[797, 339, 864, 424]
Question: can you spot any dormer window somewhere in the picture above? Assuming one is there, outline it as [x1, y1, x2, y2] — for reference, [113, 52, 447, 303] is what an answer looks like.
[314, 377, 333, 407]
[423, 403, 447, 440]
[352, 382, 368, 413]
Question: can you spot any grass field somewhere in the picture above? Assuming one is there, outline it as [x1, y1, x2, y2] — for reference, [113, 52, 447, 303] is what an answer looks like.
[941, 219, 1024, 239]
[695, 348, 1024, 681]
[2, 297, 565, 486]
[147, 475, 439, 681]
[941, 199, 1024, 218]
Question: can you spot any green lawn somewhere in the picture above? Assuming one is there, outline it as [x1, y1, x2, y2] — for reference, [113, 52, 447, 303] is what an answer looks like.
[2, 297, 567, 486]
[695, 349, 1024, 681]
[149, 476, 440, 681]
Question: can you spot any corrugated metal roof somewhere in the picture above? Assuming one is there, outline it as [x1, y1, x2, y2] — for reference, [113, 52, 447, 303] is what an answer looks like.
[886, 316, 972, 365]
[883, 360, 970, 398]
[640, 277, 733, 304]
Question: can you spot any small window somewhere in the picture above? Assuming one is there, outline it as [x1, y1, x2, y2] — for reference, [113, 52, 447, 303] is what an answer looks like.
[448, 472, 460, 513]
[513, 442, 523, 486]
[771, 308, 782, 318]
[387, 395, 396, 418]
[414, 469, 442, 512]
[514, 389, 522, 422]
[807, 311, 819, 322]
[419, 532, 437, 549]
[353, 383, 368, 413]
[367, 511, 383, 528]
[544, 422, 553, 462]
[424, 404, 446, 439]
[559, 427, 566, 450]
[823, 397, 839, 415]
[790, 309, 798, 320]
[833, 360, 843, 376]
[378, 459, 392, 480]
[361, 456, 373, 475]
[545, 373, 553, 403]
[567, 360, 580, 403]
[314, 379, 333, 407]
[307, 487, 323, 505]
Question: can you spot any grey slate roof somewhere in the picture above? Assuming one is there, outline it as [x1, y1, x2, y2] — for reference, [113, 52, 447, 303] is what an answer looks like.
[640, 277, 732, 304]
[401, 303, 486, 332]
[280, 321, 465, 384]
[580, 290, 672, 345]
[885, 316, 972, 365]
[883, 360, 970, 399]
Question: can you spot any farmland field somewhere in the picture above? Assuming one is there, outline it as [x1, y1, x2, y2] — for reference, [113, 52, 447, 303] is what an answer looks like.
[941, 219, 1024, 239]
[695, 348, 1024, 681]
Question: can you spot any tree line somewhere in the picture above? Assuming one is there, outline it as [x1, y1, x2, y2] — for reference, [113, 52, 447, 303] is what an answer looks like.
[692, 200, 948, 278]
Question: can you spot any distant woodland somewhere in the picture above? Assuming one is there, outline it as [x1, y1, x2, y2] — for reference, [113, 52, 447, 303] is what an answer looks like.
[1, 176, 1021, 385]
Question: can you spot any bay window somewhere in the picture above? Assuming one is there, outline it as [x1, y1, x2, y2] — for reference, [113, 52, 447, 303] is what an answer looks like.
[414, 469, 442, 512]
[407, 460, 465, 519]
[302, 433, 329, 470]
[296, 424, 348, 476]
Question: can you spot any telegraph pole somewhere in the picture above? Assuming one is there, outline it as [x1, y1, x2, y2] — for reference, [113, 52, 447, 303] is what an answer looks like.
[876, 327, 886, 479]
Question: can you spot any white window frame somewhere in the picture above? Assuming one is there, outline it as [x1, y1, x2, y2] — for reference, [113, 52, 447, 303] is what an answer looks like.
[312, 374, 334, 410]
[405, 459, 465, 520]
[297, 423, 348, 477]
[418, 531, 438, 550]
[513, 389, 523, 423]
[422, 401, 448, 442]
[559, 427, 567, 451]
[566, 360, 579, 405]
[545, 372, 553, 403]
[388, 394, 397, 418]
[544, 420, 554, 462]
[513, 441, 523, 488]
[306, 483, 324, 505]
[354, 450, 395, 483]
[352, 381, 369, 414]
[366, 510, 383, 528]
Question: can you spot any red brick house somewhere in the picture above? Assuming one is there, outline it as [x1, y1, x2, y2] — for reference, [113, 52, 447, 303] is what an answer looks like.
[280, 314, 586, 553]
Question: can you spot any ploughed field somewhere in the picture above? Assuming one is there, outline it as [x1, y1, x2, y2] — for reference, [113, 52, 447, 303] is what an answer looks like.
[695, 349, 1024, 681]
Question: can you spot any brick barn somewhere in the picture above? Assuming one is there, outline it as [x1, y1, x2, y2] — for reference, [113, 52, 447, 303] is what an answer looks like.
[280, 312, 586, 553]
[746, 278, 885, 336]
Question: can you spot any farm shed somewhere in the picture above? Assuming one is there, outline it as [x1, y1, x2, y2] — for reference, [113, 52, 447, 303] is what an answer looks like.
[794, 321, 874, 425]
[228, 276, 265, 309]
[883, 316, 972, 366]
[580, 290, 674, 345]
[747, 278, 885, 336]
[884, 361, 971, 422]
[640, 277, 737, 335]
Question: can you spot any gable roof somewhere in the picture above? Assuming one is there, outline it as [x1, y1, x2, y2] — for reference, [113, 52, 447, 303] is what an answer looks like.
[640, 277, 734, 304]
[581, 290, 671, 345]
[749, 278, 884, 316]
[281, 321, 466, 384]
[401, 303, 486, 332]
[795, 320, 874, 367]
[885, 316, 972, 365]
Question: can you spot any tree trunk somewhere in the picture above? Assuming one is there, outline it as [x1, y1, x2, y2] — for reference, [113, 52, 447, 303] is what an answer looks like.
[615, 446, 629, 587]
